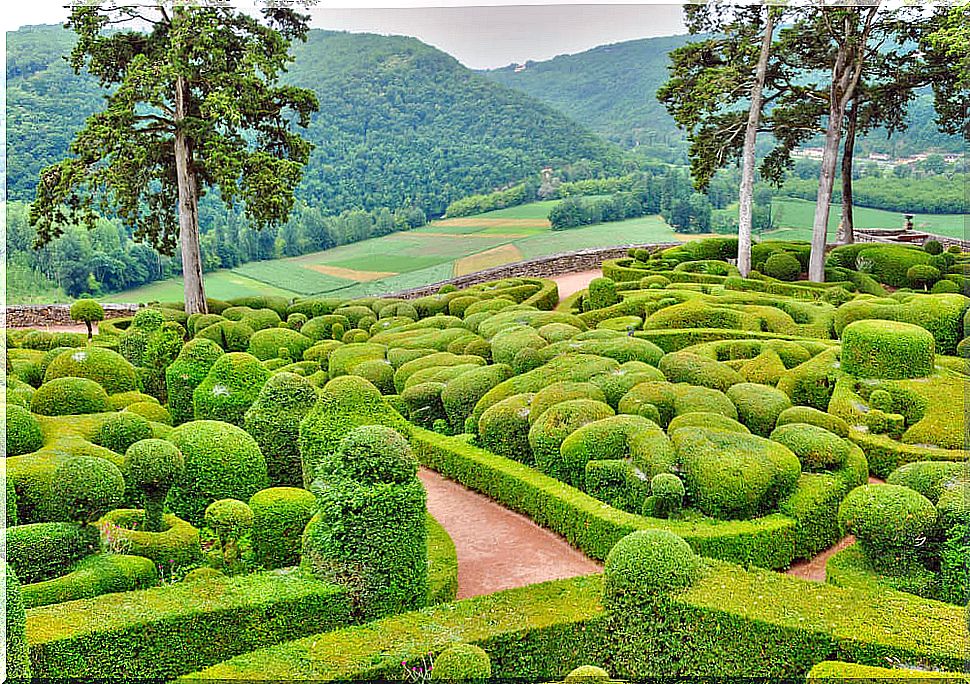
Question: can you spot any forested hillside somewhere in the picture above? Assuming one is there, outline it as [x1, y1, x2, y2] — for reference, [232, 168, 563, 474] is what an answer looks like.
[485, 34, 965, 158]
[6, 25, 626, 213]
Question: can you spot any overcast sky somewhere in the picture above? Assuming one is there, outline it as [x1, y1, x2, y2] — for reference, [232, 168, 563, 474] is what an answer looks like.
[3, 2, 687, 69]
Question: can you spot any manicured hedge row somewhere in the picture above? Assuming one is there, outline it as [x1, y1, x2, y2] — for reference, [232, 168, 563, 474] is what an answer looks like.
[634, 328, 838, 354]
[427, 514, 458, 605]
[179, 575, 607, 681]
[184, 552, 966, 680]
[849, 429, 968, 479]
[808, 661, 969, 679]
[410, 427, 798, 569]
[27, 571, 351, 679]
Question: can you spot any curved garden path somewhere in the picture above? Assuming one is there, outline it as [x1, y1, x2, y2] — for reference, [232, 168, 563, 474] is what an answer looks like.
[552, 269, 600, 299]
[419, 468, 601, 599]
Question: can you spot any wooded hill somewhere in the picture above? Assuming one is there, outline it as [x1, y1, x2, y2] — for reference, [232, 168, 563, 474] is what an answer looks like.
[6, 25, 627, 216]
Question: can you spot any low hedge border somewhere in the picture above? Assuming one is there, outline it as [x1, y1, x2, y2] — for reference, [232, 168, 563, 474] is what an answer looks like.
[410, 427, 798, 569]
[849, 429, 969, 479]
[427, 514, 458, 605]
[184, 554, 965, 680]
[634, 328, 840, 354]
[808, 660, 969, 679]
[27, 570, 351, 679]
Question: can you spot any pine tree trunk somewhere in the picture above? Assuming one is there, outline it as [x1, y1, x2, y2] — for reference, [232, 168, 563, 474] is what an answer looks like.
[737, 9, 775, 278]
[838, 99, 858, 245]
[174, 75, 208, 315]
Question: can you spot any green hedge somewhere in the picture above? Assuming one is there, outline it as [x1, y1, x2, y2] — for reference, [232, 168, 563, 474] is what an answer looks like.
[6, 522, 100, 584]
[849, 430, 968, 479]
[27, 570, 351, 679]
[841, 320, 935, 379]
[22, 553, 158, 609]
[410, 427, 798, 569]
[426, 513, 458, 606]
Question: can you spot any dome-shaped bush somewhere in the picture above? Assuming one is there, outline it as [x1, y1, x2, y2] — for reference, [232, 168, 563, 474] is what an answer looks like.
[529, 399, 614, 482]
[243, 372, 319, 487]
[650, 473, 685, 518]
[205, 498, 254, 539]
[31, 377, 111, 416]
[764, 253, 801, 281]
[249, 487, 316, 569]
[43, 347, 137, 394]
[5, 404, 43, 456]
[49, 456, 125, 523]
[838, 484, 936, 570]
[248, 328, 313, 361]
[440, 364, 513, 431]
[195, 319, 255, 352]
[907, 264, 941, 290]
[673, 385, 738, 421]
[124, 401, 172, 425]
[431, 644, 491, 680]
[617, 381, 678, 427]
[868, 388, 894, 412]
[166, 420, 269, 526]
[924, 239, 944, 255]
[769, 423, 850, 471]
[564, 666, 610, 683]
[69, 299, 104, 339]
[727, 382, 792, 436]
[531, 382, 607, 424]
[667, 411, 749, 435]
[193, 352, 270, 426]
[931, 279, 961, 294]
[93, 412, 154, 454]
[775, 405, 849, 437]
[936, 482, 970, 530]
[332, 425, 417, 485]
[477, 393, 534, 464]
[123, 438, 185, 531]
[604, 529, 700, 601]
[301, 315, 351, 342]
[659, 351, 744, 393]
[165, 338, 225, 425]
[841, 320, 934, 379]
[886, 461, 968, 503]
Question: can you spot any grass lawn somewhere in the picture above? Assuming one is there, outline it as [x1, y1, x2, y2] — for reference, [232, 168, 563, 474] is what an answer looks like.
[771, 197, 969, 240]
[100, 270, 302, 304]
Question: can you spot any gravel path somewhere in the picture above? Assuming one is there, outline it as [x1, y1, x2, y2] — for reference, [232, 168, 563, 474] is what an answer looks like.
[419, 468, 601, 599]
[551, 269, 601, 299]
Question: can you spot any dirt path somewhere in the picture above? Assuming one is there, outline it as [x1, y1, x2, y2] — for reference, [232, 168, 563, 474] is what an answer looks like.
[552, 269, 601, 299]
[9, 322, 97, 334]
[419, 468, 601, 599]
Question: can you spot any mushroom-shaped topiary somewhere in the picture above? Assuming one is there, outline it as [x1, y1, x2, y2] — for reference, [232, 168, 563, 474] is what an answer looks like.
[5, 404, 43, 456]
[70, 299, 105, 339]
[603, 529, 701, 605]
[431, 644, 491, 681]
[123, 439, 185, 532]
[93, 412, 154, 455]
[838, 484, 937, 572]
[205, 498, 254, 567]
[907, 264, 941, 290]
[49, 456, 126, 524]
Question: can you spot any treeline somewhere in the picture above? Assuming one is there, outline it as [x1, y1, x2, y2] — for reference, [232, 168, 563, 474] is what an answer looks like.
[780, 173, 969, 214]
[5, 200, 428, 300]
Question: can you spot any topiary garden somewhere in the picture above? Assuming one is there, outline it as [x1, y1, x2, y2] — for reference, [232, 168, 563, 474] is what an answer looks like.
[6, 241, 967, 680]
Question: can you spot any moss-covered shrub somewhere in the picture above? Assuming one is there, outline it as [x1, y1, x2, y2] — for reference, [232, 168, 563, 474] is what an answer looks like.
[43, 347, 137, 395]
[91, 412, 154, 455]
[195, 319, 255, 352]
[603, 529, 701, 600]
[834, 293, 967, 354]
[31, 377, 111, 416]
[659, 351, 744, 392]
[672, 385, 738, 420]
[243, 372, 318, 488]
[5, 521, 99, 584]
[166, 420, 269, 526]
[649, 473, 685, 518]
[617, 380, 678, 426]
[248, 487, 316, 569]
[855, 244, 935, 287]
[529, 399, 614, 482]
[673, 427, 800, 520]
[726, 382, 792, 436]
[841, 320, 935, 379]
[247, 328, 313, 362]
[49, 456, 126, 524]
[165, 338, 225, 425]
[769, 423, 850, 472]
[122, 438, 185, 532]
[431, 643, 492, 680]
[764, 253, 801, 281]
[193, 352, 270, 426]
[5, 404, 43, 456]
[886, 461, 968, 503]
[667, 411, 749, 435]
[439, 364, 513, 432]
[98, 508, 201, 567]
[205, 498, 254, 566]
[477, 393, 534, 464]
[302, 425, 427, 620]
[838, 484, 936, 571]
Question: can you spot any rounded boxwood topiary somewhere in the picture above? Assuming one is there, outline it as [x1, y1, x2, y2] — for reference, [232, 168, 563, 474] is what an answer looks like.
[667, 411, 749, 435]
[478, 393, 534, 464]
[907, 264, 941, 290]
[248, 327, 313, 361]
[924, 239, 944, 255]
[98, 508, 201, 567]
[936, 482, 970, 530]
[195, 319, 255, 352]
[31, 377, 111, 416]
[243, 372, 319, 488]
[868, 388, 894, 413]
[604, 529, 701, 601]
[43, 347, 138, 395]
[565, 666, 610, 683]
[5, 404, 43, 456]
[49, 456, 126, 524]
[841, 320, 934, 379]
[769, 422, 850, 471]
[93, 412, 154, 455]
[193, 352, 270, 426]
[649, 473, 685, 518]
[124, 401, 172, 425]
[838, 484, 936, 571]
[123, 438, 185, 532]
[205, 498, 254, 566]
[764, 253, 801, 281]
[886, 461, 968, 503]
[726, 382, 792, 437]
[166, 420, 269, 526]
[440, 364, 514, 432]
[248, 487, 316, 569]
[931, 279, 961, 294]
[431, 644, 491, 681]
[529, 399, 615, 482]
[165, 338, 225, 425]
[775, 405, 849, 437]
[332, 425, 417, 484]
[70, 298, 105, 339]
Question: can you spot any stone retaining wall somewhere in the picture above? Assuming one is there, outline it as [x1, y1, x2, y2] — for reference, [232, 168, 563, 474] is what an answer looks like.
[855, 228, 970, 251]
[5, 303, 137, 329]
[386, 243, 678, 299]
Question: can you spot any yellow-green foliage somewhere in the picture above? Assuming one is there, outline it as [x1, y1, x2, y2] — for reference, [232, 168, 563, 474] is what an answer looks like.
[808, 661, 969, 680]
[841, 320, 935, 379]
[44, 347, 137, 394]
[328, 342, 388, 377]
[31, 378, 112, 416]
[22, 554, 158, 609]
[726, 382, 792, 436]
[673, 427, 801, 520]
[529, 399, 615, 483]
[98, 509, 202, 567]
[440, 363, 513, 431]
[561, 415, 675, 487]
[193, 352, 271, 426]
[165, 338, 225, 425]
[839, 484, 937, 571]
[477, 393, 535, 464]
[834, 293, 968, 354]
[247, 328, 313, 361]
[4, 562, 30, 679]
[659, 351, 744, 393]
[431, 644, 492, 680]
[775, 406, 849, 437]
[5, 404, 43, 456]
[248, 487, 316, 569]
